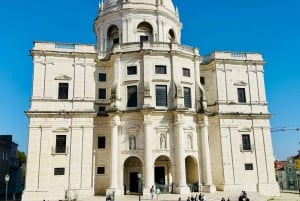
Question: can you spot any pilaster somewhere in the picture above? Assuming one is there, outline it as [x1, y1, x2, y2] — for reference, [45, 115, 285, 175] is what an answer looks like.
[143, 112, 154, 192]
[107, 114, 121, 195]
[198, 115, 216, 193]
[174, 113, 190, 194]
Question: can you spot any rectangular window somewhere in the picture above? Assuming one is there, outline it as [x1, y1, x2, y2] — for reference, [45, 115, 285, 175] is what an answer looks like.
[127, 66, 137, 75]
[183, 68, 190, 77]
[245, 163, 253, 170]
[99, 106, 105, 112]
[140, 35, 148, 42]
[113, 38, 119, 44]
[127, 86, 137, 107]
[98, 88, 106, 99]
[54, 168, 65, 175]
[288, 167, 292, 173]
[155, 65, 167, 74]
[97, 167, 105, 174]
[156, 85, 167, 107]
[200, 77, 205, 85]
[55, 135, 66, 153]
[184, 87, 192, 108]
[58, 83, 69, 99]
[242, 134, 251, 151]
[98, 136, 106, 149]
[237, 88, 246, 103]
[99, 73, 106, 82]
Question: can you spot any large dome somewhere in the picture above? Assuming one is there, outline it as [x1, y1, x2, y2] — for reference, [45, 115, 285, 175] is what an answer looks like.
[102, 0, 176, 13]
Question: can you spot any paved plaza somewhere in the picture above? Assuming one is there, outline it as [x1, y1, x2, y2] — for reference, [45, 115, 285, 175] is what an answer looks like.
[268, 192, 300, 201]
[3, 191, 299, 201]
[74, 191, 300, 201]
[79, 191, 268, 201]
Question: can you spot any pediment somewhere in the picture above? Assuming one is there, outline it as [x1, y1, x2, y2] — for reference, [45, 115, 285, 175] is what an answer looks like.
[53, 127, 69, 132]
[183, 126, 194, 131]
[238, 127, 252, 132]
[234, 80, 248, 86]
[55, 74, 72, 80]
[155, 125, 169, 133]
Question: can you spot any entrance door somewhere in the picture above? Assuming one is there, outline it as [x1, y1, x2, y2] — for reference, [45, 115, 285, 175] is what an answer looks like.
[155, 166, 165, 185]
[130, 172, 138, 193]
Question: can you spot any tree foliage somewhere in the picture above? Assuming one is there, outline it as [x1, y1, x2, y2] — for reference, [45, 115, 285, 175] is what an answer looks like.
[17, 150, 26, 164]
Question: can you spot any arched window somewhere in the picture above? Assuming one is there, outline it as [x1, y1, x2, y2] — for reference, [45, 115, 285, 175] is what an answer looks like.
[137, 22, 153, 42]
[107, 25, 119, 49]
[168, 29, 175, 43]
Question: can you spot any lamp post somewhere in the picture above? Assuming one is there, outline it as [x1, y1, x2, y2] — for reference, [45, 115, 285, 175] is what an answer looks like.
[137, 172, 142, 201]
[5, 174, 10, 201]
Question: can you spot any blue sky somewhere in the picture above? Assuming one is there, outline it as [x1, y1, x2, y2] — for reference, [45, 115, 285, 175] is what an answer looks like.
[0, 0, 299, 160]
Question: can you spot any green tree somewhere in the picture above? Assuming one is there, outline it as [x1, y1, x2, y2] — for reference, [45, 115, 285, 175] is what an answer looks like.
[17, 150, 26, 182]
[17, 150, 26, 164]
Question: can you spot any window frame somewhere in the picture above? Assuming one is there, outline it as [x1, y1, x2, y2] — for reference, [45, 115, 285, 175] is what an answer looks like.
[182, 68, 191, 77]
[99, 73, 107, 82]
[155, 65, 167, 74]
[245, 163, 253, 170]
[55, 135, 66, 154]
[140, 35, 149, 42]
[98, 88, 107, 99]
[200, 77, 205, 85]
[155, 85, 168, 107]
[237, 88, 246, 103]
[127, 66, 137, 75]
[242, 134, 251, 151]
[113, 38, 119, 44]
[184, 87, 192, 108]
[58, 83, 69, 100]
[98, 136, 106, 149]
[127, 85, 138, 108]
[54, 167, 65, 175]
[97, 166, 105, 175]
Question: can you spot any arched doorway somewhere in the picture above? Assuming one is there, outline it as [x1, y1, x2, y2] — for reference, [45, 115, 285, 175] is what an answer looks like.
[107, 25, 119, 49]
[137, 21, 153, 42]
[185, 156, 199, 192]
[123, 156, 143, 194]
[154, 155, 173, 193]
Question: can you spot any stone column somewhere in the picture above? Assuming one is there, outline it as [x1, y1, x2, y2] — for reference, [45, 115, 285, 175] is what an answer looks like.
[108, 114, 120, 194]
[199, 115, 216, 192]
[143, 112, 154, 194]
[174, 113, 190, 194]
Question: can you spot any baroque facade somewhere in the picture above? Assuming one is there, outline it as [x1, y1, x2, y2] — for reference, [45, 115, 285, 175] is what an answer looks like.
[22, 0, 280, 200]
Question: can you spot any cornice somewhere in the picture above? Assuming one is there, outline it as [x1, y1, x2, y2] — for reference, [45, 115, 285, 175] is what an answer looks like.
[25, 110, 97, 118]
[209, 112, 272, 119]
[31, 50, 97, 59]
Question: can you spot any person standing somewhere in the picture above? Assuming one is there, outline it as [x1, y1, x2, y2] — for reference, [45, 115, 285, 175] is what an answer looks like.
[156, 188, 161, 200]
[150, 186, 155, 200]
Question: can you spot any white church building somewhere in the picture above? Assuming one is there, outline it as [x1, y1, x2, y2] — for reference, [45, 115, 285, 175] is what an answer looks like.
[22, 0, 280, 200]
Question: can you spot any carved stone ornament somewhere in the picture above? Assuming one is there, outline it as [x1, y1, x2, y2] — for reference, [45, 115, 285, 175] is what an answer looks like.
[234, 80, 248, 86]
[238, 127, 252, 132]
[52, 127, 69, 132]
[55, 74, 72, 80]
